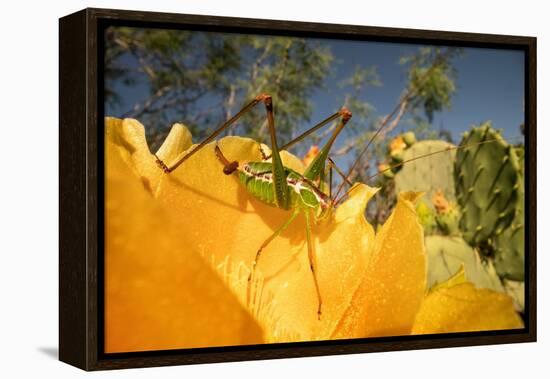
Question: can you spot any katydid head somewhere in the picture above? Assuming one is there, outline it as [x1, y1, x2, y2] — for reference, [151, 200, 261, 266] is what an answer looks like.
[214, 144, 239, 175]
[223, 162, 239, 175]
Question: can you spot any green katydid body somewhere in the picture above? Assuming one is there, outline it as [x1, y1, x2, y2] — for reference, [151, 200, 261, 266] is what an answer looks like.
[224, 100, 350, 219]
[239, 161, 331, 214]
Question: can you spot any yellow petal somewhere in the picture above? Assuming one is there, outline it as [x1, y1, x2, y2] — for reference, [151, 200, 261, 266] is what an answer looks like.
[260, 143, 306, 173]
[330, 191, 427, 338]
[263, 183, 377, 342]
[154, 136, 305, 337]
[155, 122, 193, 164]
[105, 117, 160, 194]
[429, 264, 467, 293]
[105, 116, 523, 347]
[412, 282, 524, 334]
[105, 124, 263, 353]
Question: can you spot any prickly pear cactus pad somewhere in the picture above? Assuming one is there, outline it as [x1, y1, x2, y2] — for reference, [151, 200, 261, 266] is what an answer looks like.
[454, 123, 521, 247]
[425, 235, 503, 293]
[494, 147, 525, 281]
[395, 140, 456, 207]
[402, 131, 417, 147]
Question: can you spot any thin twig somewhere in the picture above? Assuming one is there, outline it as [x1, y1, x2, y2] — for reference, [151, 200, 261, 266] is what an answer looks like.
[332, 49, 454, 201]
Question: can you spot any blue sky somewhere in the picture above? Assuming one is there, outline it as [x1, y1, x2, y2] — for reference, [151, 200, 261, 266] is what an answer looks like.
[305, 39, 524, 142]
[106, 31, 525, 149]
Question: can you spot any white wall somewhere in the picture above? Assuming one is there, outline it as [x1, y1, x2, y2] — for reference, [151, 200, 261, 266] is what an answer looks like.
[0, 0, 546, 377]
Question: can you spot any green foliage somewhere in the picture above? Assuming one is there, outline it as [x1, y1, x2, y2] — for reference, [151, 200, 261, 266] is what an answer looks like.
[407, 115, 453, 142]
[337, 65, 381, 137]
[425, 235, 503, 292]
[105, 27, 334, 150]
[362, 48, 458, 194]
[394, 140, 457, 208]
[400, 47, 461, 122]
[454, 122, 522, 249]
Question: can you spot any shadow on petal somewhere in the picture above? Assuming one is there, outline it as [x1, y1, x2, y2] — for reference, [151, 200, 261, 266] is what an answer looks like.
[105, 120, 263, 352]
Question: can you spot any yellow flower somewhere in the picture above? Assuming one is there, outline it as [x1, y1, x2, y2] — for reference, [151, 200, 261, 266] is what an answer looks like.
[105, 117, 523, 352]
[389, 135, 407, 154]
[105, 118, 262, 353]
[412, 268, 523, 334]
[432, 189, 451, 214]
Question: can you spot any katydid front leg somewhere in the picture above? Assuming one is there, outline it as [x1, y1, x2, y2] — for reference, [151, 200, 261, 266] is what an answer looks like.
[246, 210, 300, 307]
[303, 108, 351, 182]
[304, 209, 322, 320]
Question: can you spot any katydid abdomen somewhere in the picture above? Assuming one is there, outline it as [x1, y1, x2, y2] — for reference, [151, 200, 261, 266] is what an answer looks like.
[239, 161, 331, 213]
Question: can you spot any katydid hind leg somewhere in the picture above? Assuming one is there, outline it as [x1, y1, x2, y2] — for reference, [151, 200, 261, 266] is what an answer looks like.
[304, 210, 323, 320]
[247, 210, 300, 306]
[261, 94, 291, 210]
[303, 108, 352, 182]
[278, 111, 342, 152]
[156, 94, 268, 173]
[328, 157, 353, 187]
[326, 163, 333, 199]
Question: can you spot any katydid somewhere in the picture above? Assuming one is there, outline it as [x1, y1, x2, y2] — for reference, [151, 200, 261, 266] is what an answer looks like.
[156, 93, 351, 320]
[154, 92, 507, 321]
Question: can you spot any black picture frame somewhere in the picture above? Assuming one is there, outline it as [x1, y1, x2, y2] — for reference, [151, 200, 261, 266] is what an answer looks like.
[59, 7, 537, 371]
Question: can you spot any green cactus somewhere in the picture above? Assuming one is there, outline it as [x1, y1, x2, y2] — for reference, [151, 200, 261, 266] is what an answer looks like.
[514, 146, 525, 171]
[382, 168, 395, 179]
[416, 200, 436, 234]
[503, 280, 524, 312]
[394, 140, 456, 209]
[402, 131, 416, 147]
[493, 147, 525, 281]
[390, 149, 404, 164]
[425, 235, 503, 292]
[454, 122, 521, 248]
[493, 202, 524, 280]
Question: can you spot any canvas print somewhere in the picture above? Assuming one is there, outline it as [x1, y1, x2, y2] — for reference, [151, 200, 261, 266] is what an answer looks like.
[103, 26, 526, 353]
